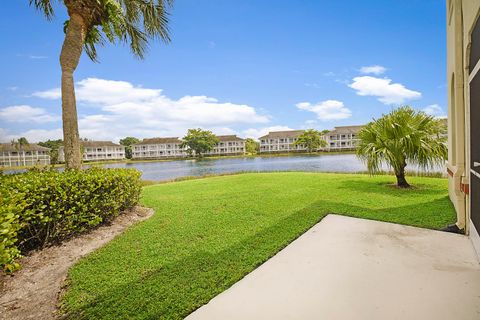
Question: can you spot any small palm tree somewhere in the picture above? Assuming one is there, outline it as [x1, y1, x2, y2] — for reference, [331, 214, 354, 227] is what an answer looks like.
[29, 0, 173, 169]
[11, 137, 30, 150]
[356, 106, 447, 188]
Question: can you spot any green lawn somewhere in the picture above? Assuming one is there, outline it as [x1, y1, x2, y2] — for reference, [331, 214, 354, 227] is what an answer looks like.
[61, 172, 455, 319]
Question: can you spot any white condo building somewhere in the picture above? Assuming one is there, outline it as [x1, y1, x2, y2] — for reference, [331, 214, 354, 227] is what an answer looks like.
[205, 135, 246, 156]
[323, 125, 363, 151]
[0, 143, 51, 167]
[132, 135, 245, 159]
[132, 137, 186, 159]
[259, 130, 306, 153]
[58, 141, 125, 162]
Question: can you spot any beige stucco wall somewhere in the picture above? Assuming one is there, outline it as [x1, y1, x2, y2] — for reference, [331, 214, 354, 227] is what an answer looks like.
[446, 0, 480, 236]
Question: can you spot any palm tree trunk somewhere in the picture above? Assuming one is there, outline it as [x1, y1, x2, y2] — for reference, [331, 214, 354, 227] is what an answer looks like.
[60, 13, 85, 170]
[395, 163, 410, 188]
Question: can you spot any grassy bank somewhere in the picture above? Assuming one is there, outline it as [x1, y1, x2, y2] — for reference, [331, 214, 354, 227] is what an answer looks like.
[61, 172, 455, 319]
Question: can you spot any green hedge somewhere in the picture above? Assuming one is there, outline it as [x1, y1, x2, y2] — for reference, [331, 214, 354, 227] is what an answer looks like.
[0, 168, 142, 273]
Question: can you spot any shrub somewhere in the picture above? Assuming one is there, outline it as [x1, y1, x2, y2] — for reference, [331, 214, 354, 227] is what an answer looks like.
[0, 167, 142, 272]
[0, 187, 24, 273]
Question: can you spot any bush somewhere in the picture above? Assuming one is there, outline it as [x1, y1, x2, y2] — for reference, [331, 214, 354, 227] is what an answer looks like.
[0, 167, 142, 272]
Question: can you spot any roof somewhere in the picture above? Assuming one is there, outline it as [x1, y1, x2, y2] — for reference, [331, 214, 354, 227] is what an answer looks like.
[81, 141, 122, 147]
[216, 135, 245, 142]
[0, 143, 50, 152]
[259, 130, 305, 139]
[328, 125, 364, 135]
[134, 137, 182, 145]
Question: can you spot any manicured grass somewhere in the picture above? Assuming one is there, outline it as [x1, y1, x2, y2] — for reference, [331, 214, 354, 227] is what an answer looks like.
[61, 172, 455, 319]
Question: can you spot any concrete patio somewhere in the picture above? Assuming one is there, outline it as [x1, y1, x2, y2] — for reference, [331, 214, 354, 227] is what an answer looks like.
[186, 215, 480, 320]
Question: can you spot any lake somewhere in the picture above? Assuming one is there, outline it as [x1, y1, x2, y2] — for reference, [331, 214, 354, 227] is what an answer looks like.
[96, 154, 445, 181]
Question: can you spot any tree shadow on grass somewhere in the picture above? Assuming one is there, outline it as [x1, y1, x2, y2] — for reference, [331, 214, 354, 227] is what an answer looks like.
[62, 197, 455, 320]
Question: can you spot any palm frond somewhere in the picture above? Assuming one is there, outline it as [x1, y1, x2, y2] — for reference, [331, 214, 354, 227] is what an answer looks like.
[29, 0, 55, 20]
[356, 106, 447, 177]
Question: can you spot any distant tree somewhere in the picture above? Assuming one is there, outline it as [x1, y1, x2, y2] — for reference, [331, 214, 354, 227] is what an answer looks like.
[38, 139, 63, 164]
[38, 139, 63, 150]
[293, 129, 327, 153]
[18, 137, 29, 146]
[320, 129, 330, 135]
[11, 137, 29, 150]
[245, 138, 260, 154]
[120, 137, 140, 159]
[356, 106, 447, 188]
[181, 129, 219, 157]
[29, 0, 174, 169]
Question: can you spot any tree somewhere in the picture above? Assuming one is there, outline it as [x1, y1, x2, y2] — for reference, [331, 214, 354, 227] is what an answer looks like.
[120, 137, 140, 159]
[356, 106, 447, 188]
[293, 129, 327, 153]
[11, 137, 30, 150]
[181, 129, 219, 157]
[245, 138, 259, 155]
[30, 0, 174, 169]
[38, 139, 64, 164]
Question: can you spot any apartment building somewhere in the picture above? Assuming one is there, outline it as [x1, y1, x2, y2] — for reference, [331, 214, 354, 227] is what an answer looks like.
[323, 125, 363, 151]
[58, 141, 125, 162]
[0, 143, 51, 167]
[206, 135, 246, 156]
[132, 137, 186, 159]
[259, 130, 306, 153]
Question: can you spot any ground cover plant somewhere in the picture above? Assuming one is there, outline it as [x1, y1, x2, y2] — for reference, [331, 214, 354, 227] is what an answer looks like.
[61, 172, 455, 319]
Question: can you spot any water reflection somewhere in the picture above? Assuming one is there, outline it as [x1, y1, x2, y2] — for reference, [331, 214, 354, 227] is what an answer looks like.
[97, 154, 445, 181]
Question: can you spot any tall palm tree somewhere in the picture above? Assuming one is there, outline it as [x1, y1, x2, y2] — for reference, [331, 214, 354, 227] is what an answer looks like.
[356, 106, 447, 188]
[29, 0, 173, 169]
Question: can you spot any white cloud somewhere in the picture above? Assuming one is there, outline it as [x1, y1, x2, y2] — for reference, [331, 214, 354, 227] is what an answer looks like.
[0, 128, 63, 143]
[359, 65, 387, 75]
[422, 104, 446, 117]
[31, 78, 269, 141]
[16, 54, 48, 60]
[349, 76, 421, 105]
[0, 105, 59, 123]
[34, 78, 161, 104]
[32, 87, 61, 99]
[6, 86, 18, 91]
[29, 55, 48, 60]
[304, 83, 321, 89]
[242, 126, 294, 139]
[296, 100, 352, 121]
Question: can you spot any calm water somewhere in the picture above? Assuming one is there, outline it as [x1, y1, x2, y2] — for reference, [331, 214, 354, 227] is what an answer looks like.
[94, 154, 445, 181]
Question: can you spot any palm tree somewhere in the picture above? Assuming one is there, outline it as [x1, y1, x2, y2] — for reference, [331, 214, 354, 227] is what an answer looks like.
[11, 137, 30, 150]
[29, 0, 173, 169]
[356, 106, 447, 188]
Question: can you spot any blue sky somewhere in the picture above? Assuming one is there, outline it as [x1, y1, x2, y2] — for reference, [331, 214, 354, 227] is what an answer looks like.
[0, 0, 447, 142]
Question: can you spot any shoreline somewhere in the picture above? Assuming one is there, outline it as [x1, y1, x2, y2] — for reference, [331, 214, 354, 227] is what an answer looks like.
[1, 151, 356, 171]
[140, 170, 447, 187]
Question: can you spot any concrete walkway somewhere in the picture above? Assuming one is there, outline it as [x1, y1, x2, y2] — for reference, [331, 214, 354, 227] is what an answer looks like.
[186, 215, 480, 320]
